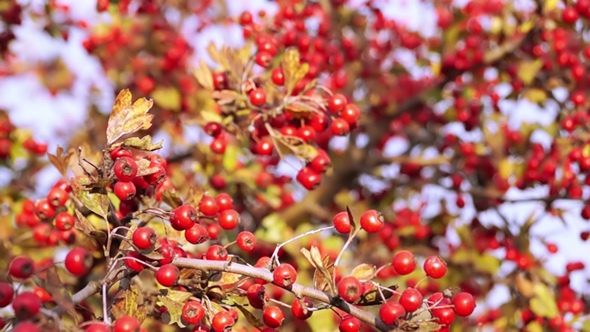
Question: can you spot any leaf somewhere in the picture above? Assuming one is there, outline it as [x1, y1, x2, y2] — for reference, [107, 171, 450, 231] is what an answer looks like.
[74, 209, 96, 233]
[73, 186, 110, 219]
[291, 144, 318, 162]
[517, 60, 543, 85]
[157, 296, 186, 327]
[350, 264, 376, 281]
[151, 87, 181, 111]
[212, 90, 242, 105]
[525, 321, 544, 332]
[160, 289, 193, 303]
[523, 88, 547, 104]
[135, 158, 160, 177]
[282, 48, 309, 95]
[222, 145, 239, 171]
[42, 267, 78, 320]
[194, 60, 214, 90]
[107, 89, 154, 145]
[313, 256, 335, 294]
[356, 284, 397, 306]
[232, 302, 264, 329]
[47, 146, 73, 175]
[530, 283, 558, 318]
[121, 136, 163, 151]
[162, 190, 182, 209]
[515, 273, 535, 298]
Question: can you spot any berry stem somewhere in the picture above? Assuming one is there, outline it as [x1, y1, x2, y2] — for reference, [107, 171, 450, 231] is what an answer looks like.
[270, 225, 335, 267]
[333, 228, 361, 284]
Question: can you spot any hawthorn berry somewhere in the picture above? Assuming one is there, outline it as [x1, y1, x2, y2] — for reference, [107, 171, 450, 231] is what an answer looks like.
[143, 162, 166, 185]
[34, 198, 56, 220]
[114, 156, 138, 182]
[211, 311, 235, 332]
[124, 251, 146, 272]
[328, 93, 347, 113]
[452, 292, 475, 316]
[132, 226, 157, 251]
[182, 301, 205, 325]
[13, 321, 40, 332]
[379, 301, 406, 325]
[296, 166, 321, 190]
[205, 244, 228, 261]
[12, 291, 41, 319]
[360, 209, 384, 233]
[113, 315, 141, 332]
[156, 264, 179, 287]
[204, 122, 223, 137]
[271, 67, 284, 85]
[198, 195, 219, 216]
[292, 297, 313, 320]
[47, 187, 69, 207]
[423, 256, 447, 279]
[339, 315, 361, 332]
[184, 223, 209, 244]
[432, 306, 455, 325]
[210, 135, 227, 154]
[215, 193, 233, 211]
[249, 88, 266, 106]
[246, 283, 268, 309]
[110, 147, 133, 159]
[309, 149, 331, 173]
[330, 118, 350, 136]
[392, 250, 416, 275]
[337, 276, 362, 303]
[170, 204, 198, 230]
[218, 209, 240, 230]
[254, 137, 274, 155]
[236, 231, 256, 251]
[85, 323, 111, 332]
[273, 263, 297, 287]
[65, 247, 93, 276]
[54, 212, 75, 231]
[0, 282, 14, 307]
[114, 181, 136, 201]
[341, 104, 361, 124]
[399, 287, 423, 312]
[263, 306, 285, 328]
[9, 256, 35, 279]
[333, 211, 352, 233]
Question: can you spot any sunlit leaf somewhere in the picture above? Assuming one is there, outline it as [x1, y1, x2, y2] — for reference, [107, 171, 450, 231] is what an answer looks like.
[47, 146, 73, 175]
[152, 87, 181, 112]
[157, 296, 186, 327]
[106, 89, 154, 146]
[517, 60, 543, 85]
[73, 185, 110, 220]
[350, 264, 376, 281]
[194, 60, 214, 90]
[222, 145, 239, 171]
[530, 283, 558, 318]
[282, 48, 308, 95]
[121, 135, 163, 152]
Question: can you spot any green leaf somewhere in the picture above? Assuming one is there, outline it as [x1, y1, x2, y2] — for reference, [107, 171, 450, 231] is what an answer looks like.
[121, 135, 163, 151]
[73, 188, 110, 219]
[473, 253, 500, 275]
[151, 86, 181, 111]
[222, 144, 239, 171]
[157, 296, 186, 327]
[530, 283, 558, 318]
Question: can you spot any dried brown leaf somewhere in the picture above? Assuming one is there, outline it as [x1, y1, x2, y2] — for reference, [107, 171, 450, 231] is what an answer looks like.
[44, 267, 78, 320]
[47, 146, 73, 175]
[232, 302, 264, 329]
[106, 89, 154, 146]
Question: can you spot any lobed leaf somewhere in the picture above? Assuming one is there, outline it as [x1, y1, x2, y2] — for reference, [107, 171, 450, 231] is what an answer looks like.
[106, 89, 154, 146]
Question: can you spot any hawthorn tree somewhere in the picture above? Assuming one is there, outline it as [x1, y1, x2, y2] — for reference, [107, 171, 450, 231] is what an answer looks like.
[0, 0, 589, 331]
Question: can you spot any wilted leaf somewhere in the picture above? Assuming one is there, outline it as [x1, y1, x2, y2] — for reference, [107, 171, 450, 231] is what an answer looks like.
[47, 146, 73, 175]
[136, 158, 160, 177]
[73, 187, 110, 220]
[517, 60, 543, 85]
[194, 60, 214, 90]
[232, 302, 264, 329]
[157, 296, 186, 327]
[43, 267, 78, 320]
[350, 264, 376, 281]
[107, 89, 154, 146]
[160, 289, 193, 303]
[282, 48, 309, 95]
[74, 209, 96, 233]
[356, 284, 397, 306]
[162, 190, 182, 209]
[313, 256, 335, 293]
[530, 283, 558, 318]
[212, 90, 241, 105]
[121, 136, 163, 152]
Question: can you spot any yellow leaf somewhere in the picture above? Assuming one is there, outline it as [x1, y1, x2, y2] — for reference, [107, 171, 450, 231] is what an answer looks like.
[157, 296, 186, 327]
[530, 283, 558, 318]
[517, 60, 543, 85]
[222, 145, 239, 171]
[151, 87, 181, 111]
[282, 48, 308, 95]
[522, 88, 547, 103]
[498, 159, 512, 179]
[194, 60, 214, 90]
[121, 135, 163, 151]
[107, 89, 154, 146]
[350, 264, 376, 281]
[544, 0, 559, 12]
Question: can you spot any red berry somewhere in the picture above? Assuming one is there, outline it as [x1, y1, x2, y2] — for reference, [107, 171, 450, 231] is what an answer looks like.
[132, 227, 157, 251]
[218, 209, 240, 230]
[309, 149, 331, 173]
[54, 212, 75, 231]
[110, 147, 133, 159]
[47, 187, 69, 207]
[114, 181, 136, 201]
[143, 162, 166, 185]
[182, 301, 205, 325]
[271, 67, 284, 85]
[337, 276, 362, 303]
[199, 195, 219, 216]
[328, 93, 347, 113]
[423, 256, 447, 279]
[124, 251, 146, 272]
[212, 73, 228, 90]
[210, 135, 227, 154]
[432, 306, 455, 325]
[296, 125, 316, 142]
[333, 211, 351, 233]
[360, 209, 384, 233]
[246, 284, 268, 309]
[392, 250, 415, 275]
[9, 256, 35, 279]
[170, 205, 198, 230]
[263, 306, 285, 328]
[330, 118, 350, 136]
[379, 301, 406, 325]
[292, 297, 313, 320]
[249, 88, 267, 106]
[452, 292, 475, 316]
[215, 193, 233, 211]
[184, 223, 209, 244]
[156, 264, 179, 287]
[339, 315, 361, 332]
[85, 322, 111, 332]
[272, 263, 297, 287]
[296, 166, 321, 190]
[399, 288, 423, 312]
[239, 11, 253, 25]
[12, 292, 41, 319]
[205, 244, 228, 261]
[114, 156, 138, 182]
[211, 311, 235, 332]
[34, 198, 56, 220]
[13, 321, 40, 332]
[0, 282, 14, 307]
[65, 247, 93, 276]
[113, 315, 141, 332]
[563, 7, 579, 23]
[254, 137, 274, 155]
[341, 104, 361, 124]
[255, 51, 273, 68]
[236, 231, 256, 251]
